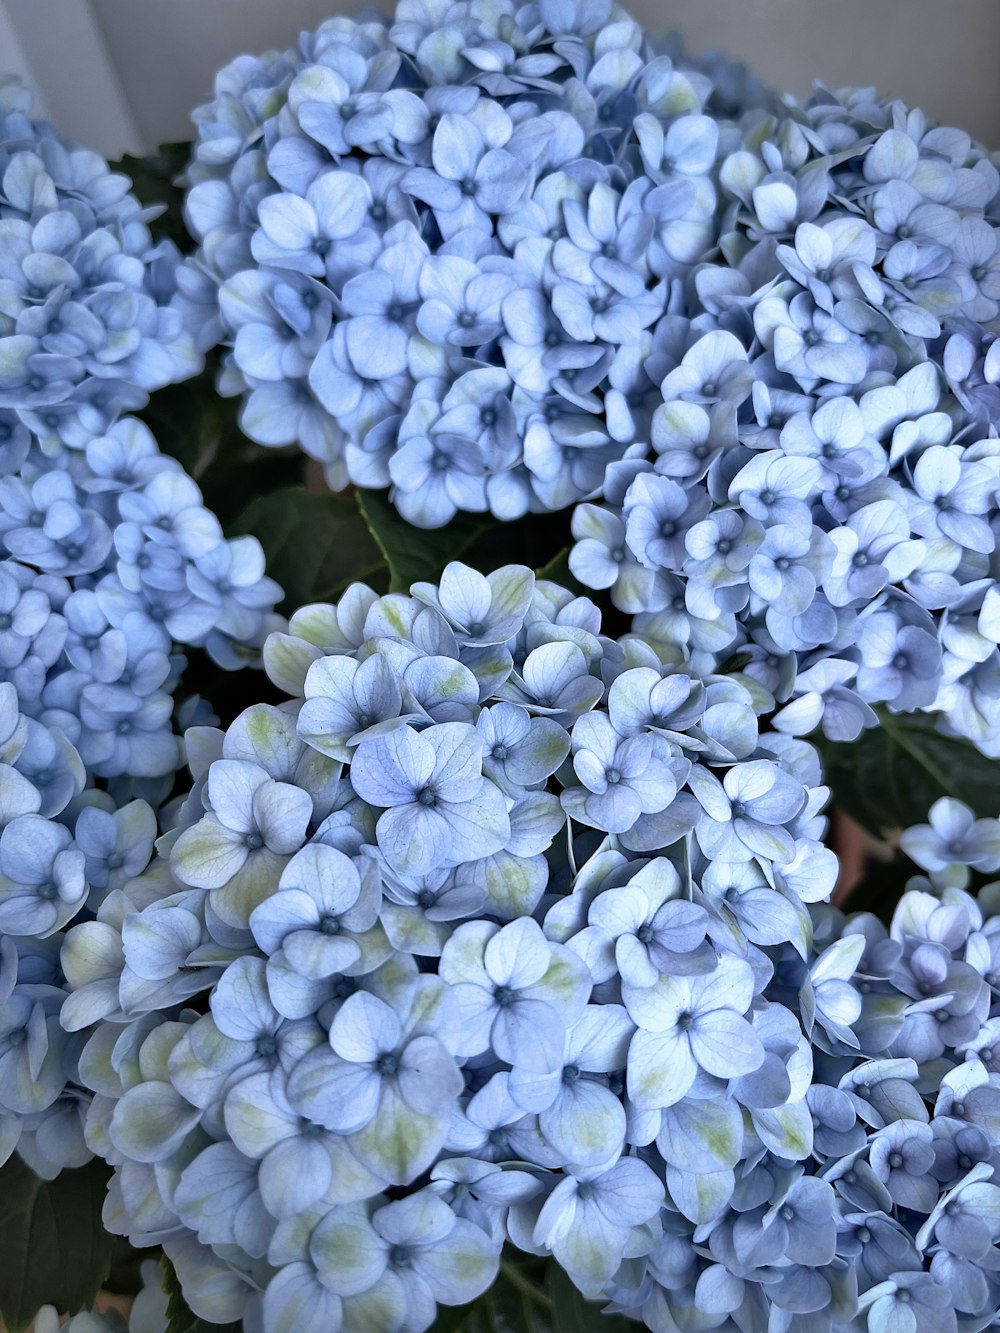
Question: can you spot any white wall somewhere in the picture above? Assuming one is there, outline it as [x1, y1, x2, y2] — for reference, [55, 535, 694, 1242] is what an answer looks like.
[2, 0, 999, 159]
[1, 0, 142, 154]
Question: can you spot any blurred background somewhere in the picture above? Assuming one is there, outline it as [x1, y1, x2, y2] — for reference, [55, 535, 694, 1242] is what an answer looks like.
[2, 0, 999, 158]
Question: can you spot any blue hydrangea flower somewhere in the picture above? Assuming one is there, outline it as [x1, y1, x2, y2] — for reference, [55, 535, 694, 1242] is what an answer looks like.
[350, 723, 510, 876]
[32, 2, 1000, 1318]
[0, 86, 200, 437]
[184, 0, 733, 519]
[53, 559, 1000, 1332]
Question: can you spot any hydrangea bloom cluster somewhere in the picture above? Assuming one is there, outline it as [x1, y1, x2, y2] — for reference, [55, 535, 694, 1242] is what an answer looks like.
[0, 415, 281, 1179]
[183, 0, 742, 519]
[0, 82, 282, 1191]
[565, 81, 1000, 756]
[183, 0, 1000, 756]
[0, 415, 282, 777]
[61, 563, 1000, 1332]
[0, 79, 200, 443]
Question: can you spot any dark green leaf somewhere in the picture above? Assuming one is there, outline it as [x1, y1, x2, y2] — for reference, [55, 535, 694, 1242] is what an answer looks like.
[139, 355, 308, 529]
[136, 361, 229, 476]
[818, 710, 1000, 838]
[112, 141, 193, 252]
[837, 848, 915, 925]
[356, 489, 572, 593]
[534, 547, 585, 594]
[544, 1264, 636, 1333]
[431, 1299, 496, 1332]
[105, 1237, 158, 1297]
[493, 1261, 555, 1333]
[0, 1156, 116, 1331]
[356, 488, 497, 592]
[231, 487, 387, 613]
[429, 1259, 561, 1333]
[162, 1255, 242, 1333]
[458, 513, 573, 583]
[208, 453, 309, 534]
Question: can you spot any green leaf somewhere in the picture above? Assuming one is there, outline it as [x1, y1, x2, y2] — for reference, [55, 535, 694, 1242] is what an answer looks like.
[112, 141, 193, 252]
[105, 1237, 157, 1297]
[136, 361, 229, 476]
[836, 848, 915, 925]
[544, 1264, 636, 1333]
[534, 547, 586, 595]
[356, 488, 496, 593]
[231, 487, 387, 613]
[356, 489, 573, 594]
[458, 514, 574, 585]
[430, 1259, 557, 1333]
[493, 1262, 556, 1333]
[162, 1256, 242, 1333]
[0, 1156, 116, 1331]
[431, 1300, 496, 1332]
[139, 356, 308, 528]
[818, 710, 1000, 838]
